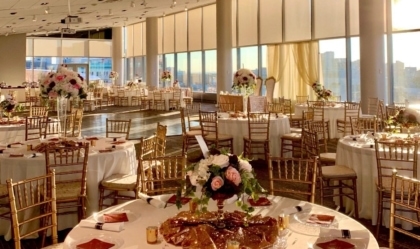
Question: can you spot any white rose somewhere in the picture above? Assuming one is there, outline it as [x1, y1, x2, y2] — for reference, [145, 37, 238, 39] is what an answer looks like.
[211, 155, 230, 168]
[239, 159, 252, 172]
[189, 174, 198, 186]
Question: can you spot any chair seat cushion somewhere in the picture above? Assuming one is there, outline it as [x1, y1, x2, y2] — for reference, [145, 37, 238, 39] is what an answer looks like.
[185, 130, 202, 136]
[322, 165, 357, 178]
[100, 174, 137, 190]
[290, 128, 302, 134]
[56, 182, 84, 200]
[320, 152, 337, 162]
[281, 133, 302, 140]
[204, 133, 233, 141]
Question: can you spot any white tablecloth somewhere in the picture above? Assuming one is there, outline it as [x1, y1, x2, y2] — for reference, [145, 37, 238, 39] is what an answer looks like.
[218, 116, 290, 157]
[63, 196, 379, 249]
[0, 123, 25, 144]
[0, 137, 137, 239]
[295, 104, 345, 138]
[336, 134, 418, 229]
[147, 91, 185, 111]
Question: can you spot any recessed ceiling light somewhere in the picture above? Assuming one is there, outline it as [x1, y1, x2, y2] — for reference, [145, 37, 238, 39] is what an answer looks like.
[40, 2, 49, 5]
[122, 9, 127, 12]
[33, 15, 37, 22]
[45, 6, 49, 14]
[10, 12, 17, 15]
[109, 9, 112, 15]
[19, 17, 24, 20]
[131, 1, 135, 8]
[80, 7, 86, 9]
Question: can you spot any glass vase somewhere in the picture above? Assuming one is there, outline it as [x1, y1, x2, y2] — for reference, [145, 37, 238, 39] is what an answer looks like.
[57, 96, 68, 138]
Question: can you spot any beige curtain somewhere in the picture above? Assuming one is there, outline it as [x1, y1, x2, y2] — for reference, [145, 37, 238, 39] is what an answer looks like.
[267, 41, 319, 101]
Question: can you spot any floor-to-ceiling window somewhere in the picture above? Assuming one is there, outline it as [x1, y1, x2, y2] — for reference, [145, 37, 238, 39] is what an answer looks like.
[204, 50, 217, 93]
[190, 51, 203, 92]
[176, 53, 188, 87]
[163, 54, 174, 87]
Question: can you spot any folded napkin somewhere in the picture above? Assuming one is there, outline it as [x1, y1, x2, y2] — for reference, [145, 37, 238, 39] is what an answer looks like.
[167, 195, 191, 205]
[111, 141, 126, 145]
[307, 214, 335, 225]
[319, 228, 370, 239]
[138, 193, 165, 208]
[76, 238, 115, 249]
[9, 154, 24, 158]
[248, 197, 272, 206]
[25, 153, 44, 158]
[316, 239, 355, 249]
[280, 203, 312, 215]
[79, 219, 124, 232]
[103, 212, 129, 223]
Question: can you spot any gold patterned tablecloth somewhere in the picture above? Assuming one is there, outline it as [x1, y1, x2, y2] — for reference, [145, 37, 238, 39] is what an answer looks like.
[219, 95, 244, 112]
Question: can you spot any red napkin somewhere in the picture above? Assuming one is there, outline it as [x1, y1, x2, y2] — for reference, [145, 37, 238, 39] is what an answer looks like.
[316, 239, 355, 249]
[99, 149, 113, 153]
[9, 154, 24, 158]
[307, 214, 335, 225]
[248, 197, 272, 206]
[76, 238, 115, 249]
[111, 141, 125, 145]
[103, 213, 129, 223]
[86, 137, 99, 141]
[167, 195, 191, 205]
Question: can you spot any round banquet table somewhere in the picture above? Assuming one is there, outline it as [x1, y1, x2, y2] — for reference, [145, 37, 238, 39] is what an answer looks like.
[336, 134, 418, 230]
[0, 122, 25, 144]
[147, 90, 185, 111]
[294, 103, 346, 139]
[0, 137, 137, 240]
[218, 115, 290, 157]
[63, 195, 379, 249]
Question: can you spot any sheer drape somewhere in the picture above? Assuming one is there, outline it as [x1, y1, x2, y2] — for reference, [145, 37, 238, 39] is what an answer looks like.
[267, 41, 319, 100]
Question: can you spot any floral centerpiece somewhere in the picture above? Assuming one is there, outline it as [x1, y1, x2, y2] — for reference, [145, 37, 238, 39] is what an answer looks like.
[232, 69, 256, 96]
[312, 81, 332, 101]
[161, 71, 171, 81]
[0, 94, 22, 118]
[181, 148, 264, 214]
[387, 108, 420, 134]
[109, 71, 119, 79]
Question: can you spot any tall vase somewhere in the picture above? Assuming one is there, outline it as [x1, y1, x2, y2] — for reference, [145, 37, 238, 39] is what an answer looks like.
[57, 96, 68, 138]
[111, 78, 116, 86]
[240, 88, 248, 113]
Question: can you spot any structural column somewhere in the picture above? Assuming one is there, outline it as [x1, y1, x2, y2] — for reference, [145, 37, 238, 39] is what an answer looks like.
[359, 0, 386, 112]
[216, 0, 233, 99]
[112, 27, 124, 86]
[146, 17, 159, 88]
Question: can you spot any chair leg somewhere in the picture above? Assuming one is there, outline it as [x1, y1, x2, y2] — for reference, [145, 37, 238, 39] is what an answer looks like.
[376, 192, 384, 238]
[339, 181, 344, 208]
[320, 179, 325, 205]
[98, 186, 105, 211]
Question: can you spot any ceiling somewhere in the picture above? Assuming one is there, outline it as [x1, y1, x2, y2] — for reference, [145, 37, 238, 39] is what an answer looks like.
[0, 0, 214, 37]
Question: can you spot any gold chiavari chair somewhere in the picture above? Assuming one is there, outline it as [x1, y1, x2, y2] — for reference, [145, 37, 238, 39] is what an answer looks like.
[7, 171, 61, 249]
[29, 106, 48, 117]
[389, 170, 420, 249]
[283, 99, 303, 129]
[93, 87, 103, 109]
[268, 102, 284, 114]
[303, 129, 359, 218]
[106, 118, 131, 140]
[306, 120, 332, 161]
[350, 116, 377, 135]
[337, 101, 361, 137]
[296, 95, 309, 104]
[180, 108, 202, 154]
[152, 91, 166, 110]
[366, 97, 379, 116]
[155, 122, 167, 157]
[25, 116, 46, 141]
[182, 87, 193, 107]
[374, 139, 418, 237]
[267, 156, 317, 203]
[98, 153, 187, 210]
[45, 142, 90, 221]
[186, 103, 201, 131]
[130, 89, 142, 106]
[243, 112, 270, 161]
[218, 103, 235, 112]
[183, 97, 193, 109]
[309, 101, 331, 141]
[42, 118, 60, 139]
[168, 88, 182, 110]
[199, 110, 234, 153]
[116, 90, 129, 106]
[67, 108, 83, 138]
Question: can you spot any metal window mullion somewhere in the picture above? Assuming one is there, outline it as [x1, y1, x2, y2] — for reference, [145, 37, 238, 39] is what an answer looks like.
[386, 0, 394, 105]
[345, 0, 352, 101]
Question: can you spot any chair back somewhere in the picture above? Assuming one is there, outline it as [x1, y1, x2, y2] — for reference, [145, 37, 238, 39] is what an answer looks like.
[106, 118, 131, 140]
[136, 155, 187, 196]
[367, 97, 379, 115]
[282, 99, 293, 117]
[66, 108, 84, 137]
[155, 122, 167, 157]
[254, 77, 263, 96]
[296, 95, 309, 104]
[218, 103, 235, 112]
[307, 120, 328, 153]
[247, 112, 270, 141]
[153, 91, 163, 100]
[267, 156, 317, 203]
[265, 77, 277, 104]
[7, 171, 58, 249]
[374, 140, 418, 192]
[389, 170, 420, 249]
[199, 110, 219, 138]
[117, 90, 125, 97]
[268, 102, 284, 114]
[25, 116, 46, 141]
[42, 118, 60, 139]
[30, 106, 48, 117]
[173, 89, 181, 100]
[344, 101, 361, 119]
[248, 96, 267, 113]
[350, 116, 377, 135]
[302, 129, 320, 159]
[139, 135, 156, 159]
[186, 103, 201, 130]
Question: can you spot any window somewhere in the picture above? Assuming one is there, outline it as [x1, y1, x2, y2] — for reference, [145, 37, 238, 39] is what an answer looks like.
[25, 57, 33, 82]
[190, 51, 203, 92]
[204, 50, 217, 93]
[239, 46, 258, 76]
[134, 57, 145, 82]
[89, 58, 112, 83]
[319, 39, 347, 101]
[350, 37, 360, 102]
[63, 57, 88, 64]
[33, 57, 60, 82]
[163, 54, 174, 88]
[261, 45, 268, 95]
[126, 58, 133, 81]
[176, 53, 188, 87]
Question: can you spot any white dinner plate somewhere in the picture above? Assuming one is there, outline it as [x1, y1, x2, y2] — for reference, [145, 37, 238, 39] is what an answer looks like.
[67, 233, 124, 249]
[93, 210, 139, 223]
[288, 212, 339, 237]
[313, 238, 368, 249]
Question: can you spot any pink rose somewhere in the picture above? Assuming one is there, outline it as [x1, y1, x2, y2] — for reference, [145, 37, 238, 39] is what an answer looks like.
[225, 166, 241, 186]
[211, 176, 224, 191]
[48, 91, 58, 98]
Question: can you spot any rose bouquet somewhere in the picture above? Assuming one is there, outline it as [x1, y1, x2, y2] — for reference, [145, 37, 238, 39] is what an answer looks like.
[109, 71, 119, 79]
[161, 71, 171, 81]
[387, 108, 420, 130]
[0, 94, 22, 117]
[39, 67, 88, 99]
[312, 81, 332, 101]
[232, 69, 256, 96]
[180, 149, 265, 213]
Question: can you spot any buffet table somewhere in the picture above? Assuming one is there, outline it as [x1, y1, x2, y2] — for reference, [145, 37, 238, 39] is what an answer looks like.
[63, 195, 379, 249]
[336, 134, 418, 229]
[0, 137, 137, 240]
[218, 115, 290, 157]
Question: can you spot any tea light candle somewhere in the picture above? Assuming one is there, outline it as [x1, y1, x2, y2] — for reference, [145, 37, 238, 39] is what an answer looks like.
[278, 213, 289, 230]
[26, 144, 32, 151]
[146, 226, 158, 244]
[90, 140, 96, 147]
[226, 240, 240, 249]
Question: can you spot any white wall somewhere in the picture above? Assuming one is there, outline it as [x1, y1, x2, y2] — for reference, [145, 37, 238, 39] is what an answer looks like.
[0, 34, 26, 85]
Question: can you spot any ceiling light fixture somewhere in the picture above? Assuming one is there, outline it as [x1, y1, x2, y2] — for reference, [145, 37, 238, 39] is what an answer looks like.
[32, 15, 37, 22]
[131, 1, 135, 7]
[45, 6, 50, 14]
[163, 12, 165, 17]
[109, 9, 112, 15]
[173, 0, 177, 5]
[185, 6, 188, 11]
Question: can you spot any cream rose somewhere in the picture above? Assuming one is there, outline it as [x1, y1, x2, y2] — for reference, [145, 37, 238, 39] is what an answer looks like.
[211, 176, 224, 191]
[225, 166, 241, 186]
[239, 159, 252, 172]
[210, 155, 230, 168]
